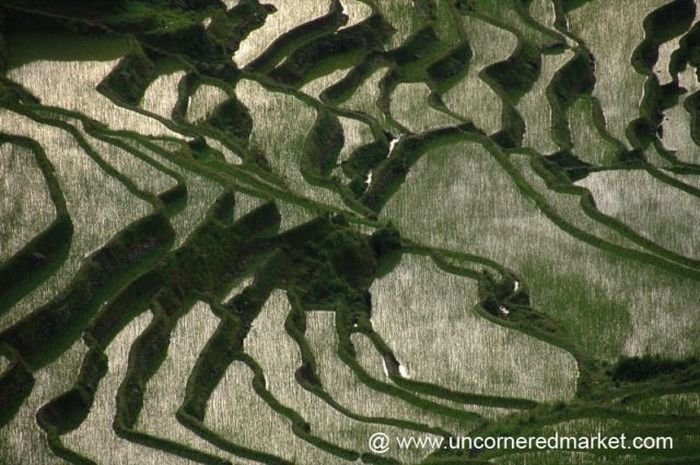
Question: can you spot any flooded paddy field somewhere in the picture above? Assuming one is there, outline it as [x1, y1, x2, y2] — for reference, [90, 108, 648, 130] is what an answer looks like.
[1, 1, 699, 464]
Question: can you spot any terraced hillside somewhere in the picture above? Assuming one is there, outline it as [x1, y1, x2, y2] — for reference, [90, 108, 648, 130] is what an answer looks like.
[0, 0, 699, 464]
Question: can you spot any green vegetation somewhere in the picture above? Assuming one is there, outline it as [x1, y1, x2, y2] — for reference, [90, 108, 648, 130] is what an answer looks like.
[1, 0, 699, 464]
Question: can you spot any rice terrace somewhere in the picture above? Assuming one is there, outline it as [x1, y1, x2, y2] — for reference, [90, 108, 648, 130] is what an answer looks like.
[0, 0, 699, 463]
